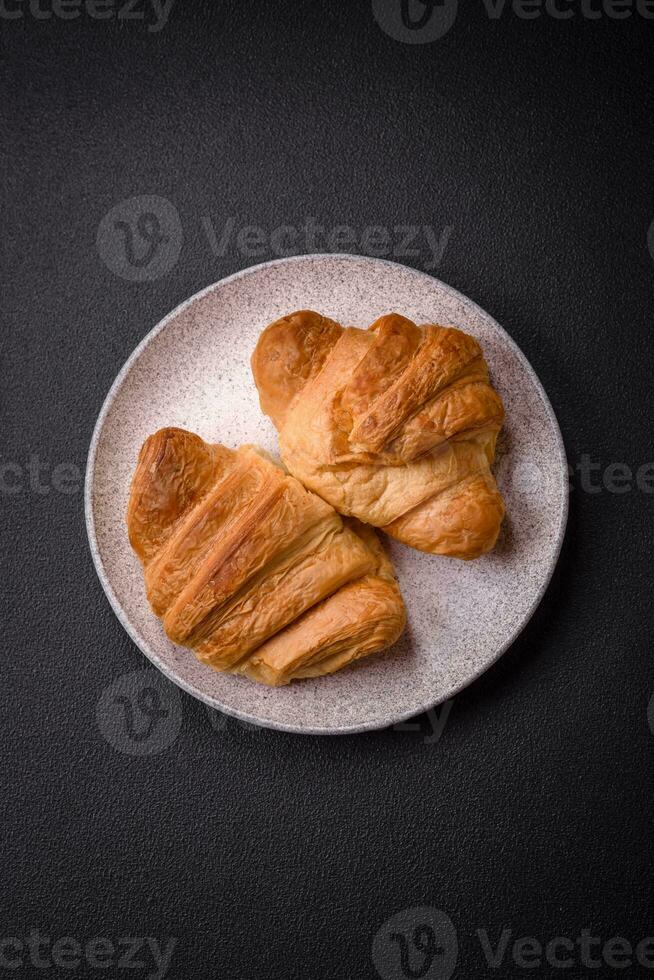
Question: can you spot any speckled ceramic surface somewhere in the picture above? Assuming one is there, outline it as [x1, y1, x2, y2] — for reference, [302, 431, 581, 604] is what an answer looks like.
[85, 254, 568, 734]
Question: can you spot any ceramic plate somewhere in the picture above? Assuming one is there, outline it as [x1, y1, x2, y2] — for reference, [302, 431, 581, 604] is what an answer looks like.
[85, 254, 568, 734]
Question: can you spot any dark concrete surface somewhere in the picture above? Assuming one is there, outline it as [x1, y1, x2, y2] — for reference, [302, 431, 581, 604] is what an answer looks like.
[2, 2, 653, 977]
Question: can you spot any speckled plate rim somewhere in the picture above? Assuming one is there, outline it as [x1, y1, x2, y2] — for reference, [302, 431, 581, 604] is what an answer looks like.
[85, 254, 568, 735]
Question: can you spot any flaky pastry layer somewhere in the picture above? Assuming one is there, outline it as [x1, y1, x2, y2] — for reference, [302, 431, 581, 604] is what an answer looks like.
[252, 311, 506, 559]
[127, 428, 405, 685]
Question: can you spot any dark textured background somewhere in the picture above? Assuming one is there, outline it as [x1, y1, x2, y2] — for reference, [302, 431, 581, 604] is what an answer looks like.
[2, 1, 654, 977]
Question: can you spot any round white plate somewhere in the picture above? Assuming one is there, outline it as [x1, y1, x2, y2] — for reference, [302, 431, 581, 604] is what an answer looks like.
[86, 254, 568, 734]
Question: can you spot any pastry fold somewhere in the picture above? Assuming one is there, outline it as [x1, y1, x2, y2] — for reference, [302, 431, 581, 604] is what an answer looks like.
[252, 311, 505, 559]
[127, 428, 405, 685]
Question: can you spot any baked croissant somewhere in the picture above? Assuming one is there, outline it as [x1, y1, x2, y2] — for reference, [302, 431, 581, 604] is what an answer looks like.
[126, 428, 405, 686]
[252, 311, 506, 559]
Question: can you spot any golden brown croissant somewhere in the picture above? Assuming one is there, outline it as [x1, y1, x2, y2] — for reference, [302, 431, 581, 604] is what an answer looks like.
[252, 310, 506, 559]
[126, 428, 406, 685]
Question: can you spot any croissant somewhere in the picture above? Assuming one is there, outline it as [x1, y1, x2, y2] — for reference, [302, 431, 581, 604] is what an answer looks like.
[252, 310, 506, 560]
[126, 428, 406, 685]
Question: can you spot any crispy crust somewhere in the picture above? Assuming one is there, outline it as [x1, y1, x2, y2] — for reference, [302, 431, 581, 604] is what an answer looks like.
[127, 428, 405, 685]
[252, 311, 505, 559]
[250, 310, 342, 429]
